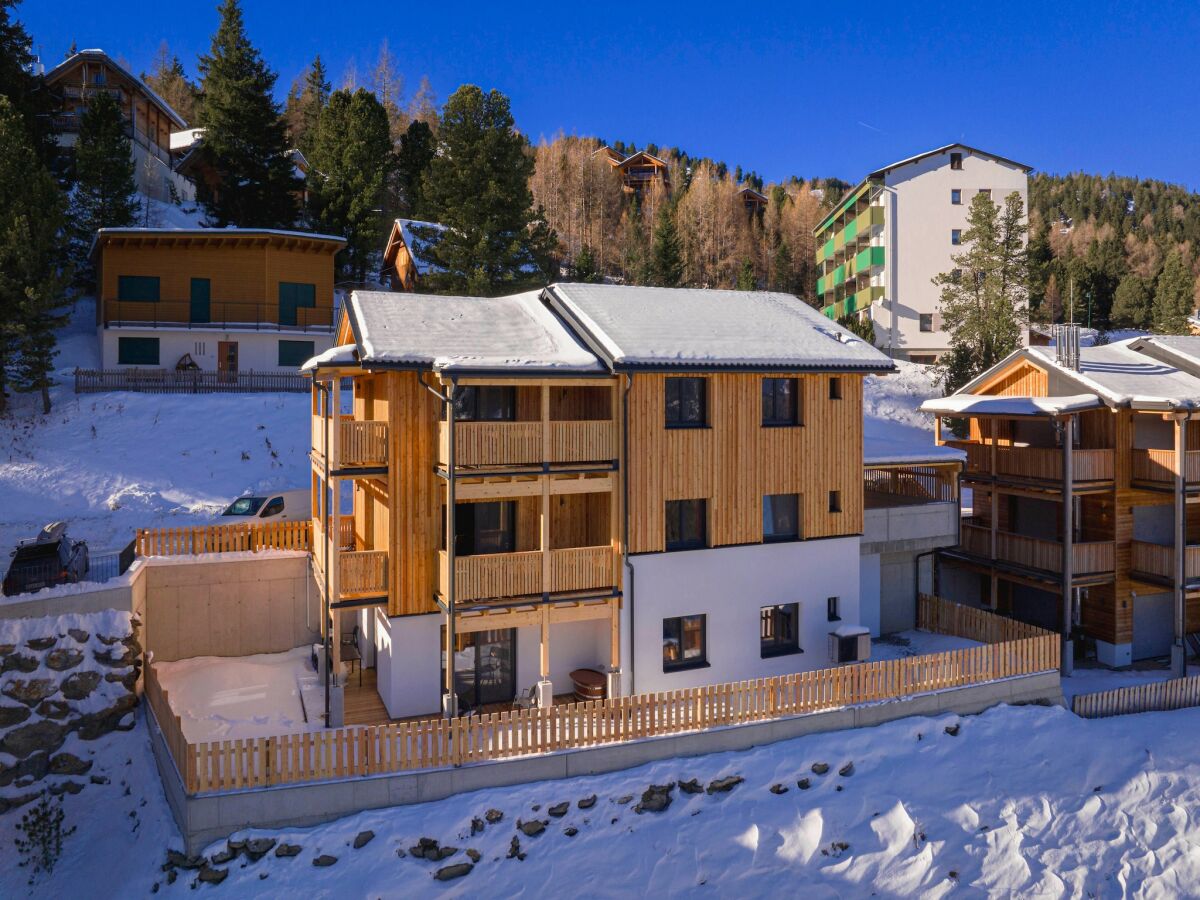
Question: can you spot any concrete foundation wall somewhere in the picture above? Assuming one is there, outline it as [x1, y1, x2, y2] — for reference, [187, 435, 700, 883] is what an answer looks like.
[153, 669, 1063, 854]
[0, 559, 147, 621]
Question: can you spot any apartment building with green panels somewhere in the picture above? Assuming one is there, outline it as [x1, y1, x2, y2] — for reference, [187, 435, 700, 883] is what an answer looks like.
[815, 180, 887, 322]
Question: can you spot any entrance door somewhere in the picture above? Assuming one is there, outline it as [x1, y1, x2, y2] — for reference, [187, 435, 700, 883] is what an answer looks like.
[443, 628, 516, 711]
[189, 278, 211, 324]
[217, 340, 239, 374]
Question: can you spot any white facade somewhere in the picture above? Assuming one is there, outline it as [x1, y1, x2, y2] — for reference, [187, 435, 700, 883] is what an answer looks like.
[869, 147, 1029, 362]
[100, 325, 334, 372]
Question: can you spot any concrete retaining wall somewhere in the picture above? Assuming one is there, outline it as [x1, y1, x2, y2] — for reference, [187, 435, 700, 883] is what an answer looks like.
[151, 669, 1063, 853]
[0, 560, 147, 622]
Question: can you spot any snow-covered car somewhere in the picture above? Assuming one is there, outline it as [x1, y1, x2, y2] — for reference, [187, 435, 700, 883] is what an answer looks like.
[220, 490, 311, 525]
[3, 522, 89, 596]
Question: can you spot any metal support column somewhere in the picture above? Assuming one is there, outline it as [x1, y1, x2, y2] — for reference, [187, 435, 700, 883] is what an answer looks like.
[1061, 414, 1075, 675]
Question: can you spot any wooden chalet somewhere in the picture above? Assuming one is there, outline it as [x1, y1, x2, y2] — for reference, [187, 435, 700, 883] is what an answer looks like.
[924, 327, 1200, 673]
[738, 186, 769, 213]
[379, 219, 445, 292]
[593, 146, 671, 194]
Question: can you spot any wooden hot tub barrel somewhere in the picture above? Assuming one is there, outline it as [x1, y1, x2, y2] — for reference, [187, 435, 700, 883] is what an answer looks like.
[570, 668, 606, 702]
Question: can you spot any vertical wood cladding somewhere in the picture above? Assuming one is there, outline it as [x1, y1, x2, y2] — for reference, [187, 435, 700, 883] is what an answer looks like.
[627, 372, 863, 553]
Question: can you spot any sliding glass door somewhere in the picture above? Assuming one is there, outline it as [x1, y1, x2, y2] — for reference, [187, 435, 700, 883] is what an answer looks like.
[442, 628, 516, 710]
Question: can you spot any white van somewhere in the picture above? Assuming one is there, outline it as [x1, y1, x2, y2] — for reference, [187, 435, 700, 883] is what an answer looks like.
[220, 489, 310, 524]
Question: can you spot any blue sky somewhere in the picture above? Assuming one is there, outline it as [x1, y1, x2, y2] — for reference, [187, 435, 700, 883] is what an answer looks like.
[21, 0, 1200, 188]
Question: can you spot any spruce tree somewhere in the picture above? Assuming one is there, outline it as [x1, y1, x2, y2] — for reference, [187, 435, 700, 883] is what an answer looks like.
[395, 119, 434, 217]
[1152, 250, 1193, 334]
[143, 43, 200, 124]
[572, 244, 599, 283]
[736, 259, 756, 290]
[934, 191, 1029, 392]
[67, 92, 137, 284]
[196, 0, 298, 227]
[647, 207, 682, 287]
[771, 240, 794, 293]
[416, 85, 557, 295]
[0, 1, 53, 163]
[283, 56, 330, 159]
[1110, 272, 1152, 329]
[0, 98, 71, 414]
[307, 88, 394, 283]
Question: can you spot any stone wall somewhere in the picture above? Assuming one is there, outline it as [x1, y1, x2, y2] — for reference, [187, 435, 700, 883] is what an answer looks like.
[0, 610, 141, 814]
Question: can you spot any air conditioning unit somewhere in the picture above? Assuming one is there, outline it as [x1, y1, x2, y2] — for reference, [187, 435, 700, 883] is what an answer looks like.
[828, 624, 871, 664]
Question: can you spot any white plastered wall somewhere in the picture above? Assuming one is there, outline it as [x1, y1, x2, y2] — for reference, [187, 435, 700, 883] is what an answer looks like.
[100, 326, 334, 372]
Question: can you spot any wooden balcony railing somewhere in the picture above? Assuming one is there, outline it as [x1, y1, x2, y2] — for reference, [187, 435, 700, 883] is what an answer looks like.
[1130, 540, 1200, 581]
[946, 441, 1114, 483]
[439, 420, 617, 467]
[1131, 449, 1200, 485]
[339, 550, 388, 597]
[340, 417, 388, 467]
[439, 545, 617, 602]
[959, 523, 1114, 576]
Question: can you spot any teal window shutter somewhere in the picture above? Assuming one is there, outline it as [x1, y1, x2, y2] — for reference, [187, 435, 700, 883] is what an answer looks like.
[278, 340, 315, 367]
[117, 337, 160, 365]
[278, 282, 317, 326]
[117, 275, 161, 302]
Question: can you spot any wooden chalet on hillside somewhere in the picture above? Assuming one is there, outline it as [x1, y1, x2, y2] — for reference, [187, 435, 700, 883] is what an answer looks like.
[379, 219, 445, 292]
[593, 146, 671, 195]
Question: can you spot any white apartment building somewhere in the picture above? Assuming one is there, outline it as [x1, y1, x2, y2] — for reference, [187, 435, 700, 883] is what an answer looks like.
[815, 144, 1032, 363]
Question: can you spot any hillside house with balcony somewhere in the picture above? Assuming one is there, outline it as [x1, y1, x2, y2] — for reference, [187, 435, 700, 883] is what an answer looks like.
[93, 228, 344, 373]
[923, 332, 1200, 673]
[45, 49, 195, 202]
[305, 283, 896, 722]
[593, 146, 671, 195]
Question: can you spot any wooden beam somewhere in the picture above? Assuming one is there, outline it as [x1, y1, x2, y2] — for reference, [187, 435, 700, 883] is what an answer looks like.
[548, 600, 614, 626]
[456, 608, 542, 633]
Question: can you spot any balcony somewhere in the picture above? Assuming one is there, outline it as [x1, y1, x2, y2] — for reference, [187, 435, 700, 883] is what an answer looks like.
[438, 420, 617, 468]
[1131, 449, 1200, 487]
[338, 550, 388, 597]
[960, 523, 1114, 577]
[947, 441, 1114, 487]
[1130, 541, 1200, 584]
[439, 545, 616, 602]
[103, 298, 336, 333]
[312, 416, 389, 470]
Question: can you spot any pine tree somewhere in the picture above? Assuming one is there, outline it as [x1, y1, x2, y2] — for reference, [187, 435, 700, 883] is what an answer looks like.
[142, 42, 200, 124]
[647, 207, 682, 287]
[771, 240, 794, 293]
[307, 88, 394, 283]
[284, 55, 329, 158]
[0, 0, 53, 162]
[572, 244, 599, 283]
[416, 85, 557, 295]
[0, 98, 71, 414]
[67, 92, 137, 284]
[934, 191, 1029, 392]
[1109, 272, 1152, 329]
[395, 119, 434, 217]
[196, 0, 299, 227]
[1152, 250, 1193, 334]
[736, 259, 756, 290]
[837, 314, 876, 344]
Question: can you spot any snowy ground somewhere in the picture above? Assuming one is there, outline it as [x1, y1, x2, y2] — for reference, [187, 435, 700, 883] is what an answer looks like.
[871, 630, 979, 661]
[8, 701, 1200, 897]
[1060, 663, 1200, 702]
[155, 647, 320, 742]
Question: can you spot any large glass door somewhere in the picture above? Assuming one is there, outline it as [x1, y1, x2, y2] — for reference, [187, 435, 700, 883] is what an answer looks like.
[442, 628, 516, 711]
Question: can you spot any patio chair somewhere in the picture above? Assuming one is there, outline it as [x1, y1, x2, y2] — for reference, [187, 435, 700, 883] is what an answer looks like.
[339, 625, 362, 687]
[512, 685, 538, 711]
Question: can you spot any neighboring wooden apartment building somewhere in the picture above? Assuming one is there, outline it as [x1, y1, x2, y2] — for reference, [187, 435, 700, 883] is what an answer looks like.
[93, 228, 344, 373]
[923, 330, 1200, 673]
[306, 284, 896, 722]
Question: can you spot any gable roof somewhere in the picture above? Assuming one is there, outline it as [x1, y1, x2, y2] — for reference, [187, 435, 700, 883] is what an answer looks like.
[868, 143, 1033, 179]
[46, 49, 188, 129]
[340, 290, 605, 375]
[544, 283, 894, 372]
[389, 218, 446, 276]
[90, 227, 344, 259]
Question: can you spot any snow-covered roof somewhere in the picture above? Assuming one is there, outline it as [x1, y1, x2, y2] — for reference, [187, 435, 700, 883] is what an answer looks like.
[394, 219, 446, 275]
[920, 393, 1103, 417]
[345, 290, 605, 374]
[1024, 341, 1200, 410]
[863, 434, 965, 467]
[46, 49, 188, 129]
[91, 227, 345, 258]
[300, 344, 358, 373]
[545, 284, 894, 372]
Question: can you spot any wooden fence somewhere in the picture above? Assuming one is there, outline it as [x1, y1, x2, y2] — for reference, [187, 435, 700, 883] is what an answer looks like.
[136, 521, 312, 557]
[917, 593, 1048, 643]
[75, 368, 309, 395]
[148, 598, 1058, 795]
[1072, 674, 1200, 719]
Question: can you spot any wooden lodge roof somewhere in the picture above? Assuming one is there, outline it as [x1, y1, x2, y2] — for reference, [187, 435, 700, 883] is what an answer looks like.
[90, 228, 346, 259]
[46, 49, 188, 129]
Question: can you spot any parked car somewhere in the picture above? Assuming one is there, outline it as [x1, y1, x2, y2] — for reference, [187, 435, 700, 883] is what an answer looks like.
[220, 489, 311, 525]
[3, 522, 89, 596]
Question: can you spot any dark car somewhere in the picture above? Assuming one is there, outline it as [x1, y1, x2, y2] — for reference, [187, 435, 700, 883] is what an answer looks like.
[3, 523, 89, 596]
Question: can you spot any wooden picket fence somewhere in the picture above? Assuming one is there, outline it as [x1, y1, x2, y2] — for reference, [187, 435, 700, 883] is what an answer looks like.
[1073, 674, 1200, 719]
[136, 520, 313, 557]
[146, 599, 1058, 795]
[917, 593, 1048, 644]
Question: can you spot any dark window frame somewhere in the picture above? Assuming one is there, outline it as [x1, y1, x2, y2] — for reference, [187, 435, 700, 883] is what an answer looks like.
[454, 385, 517, 421]
[452, 501, 517, 556]
[761, 377, 801, 427]
[762, 493, 800, 543]
[951, 188, 961, 205]
[951, 229, 962, 246]
[827, 596, 841, 622]
[761, 603, 802, 658]
[828, 376, 842, 400]
[665, 499, 707, 552]
[664, 377, 707, 428]
[662, 614, 708, 672]
[828, 490, 842, 513]
[950, 152, 963, 170]
[919, 314, 934, 333]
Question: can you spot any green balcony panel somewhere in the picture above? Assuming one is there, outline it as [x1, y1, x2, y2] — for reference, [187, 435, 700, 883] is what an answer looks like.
[817, 275, 826, 296]
[832, 264, 846, 288]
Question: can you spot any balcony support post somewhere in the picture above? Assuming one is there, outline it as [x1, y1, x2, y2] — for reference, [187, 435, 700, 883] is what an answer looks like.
[1172, 413, 1188, 678]
[537, 384, 553, 705]
[1061, 414, 1075, 675]
[441, 378, 459, 718]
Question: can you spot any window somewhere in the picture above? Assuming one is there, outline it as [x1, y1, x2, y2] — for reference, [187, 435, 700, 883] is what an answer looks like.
[663, 614, 707, 671]
[828, 490, 842, 513]
[117, 275, 160, 302]
[761, 377, 800, 426]
[909, 354, 938, 366]
[828, 376, 842, 400]
[978, 188, 992, 200]
[950, 152, 963, 170]
[453, 501, 516, 555]
[117, 337, 159, 366]
[919, 314, 934, 333]
[762, 494, 800, 542]
[951, 189, 961, 205]
[827, 596, 841, 622]
[951, 229, 962, 246]
[665, 499, 707, 551]
[260, 496, 285, 518]
[761, 603, 801, 657]
[278, 282, 317, 326]
[454, 386, 516, 421]
[278, 340, 315, 368]
[665, 377, 706, 427]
